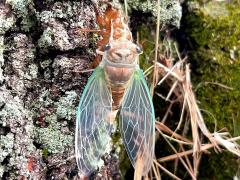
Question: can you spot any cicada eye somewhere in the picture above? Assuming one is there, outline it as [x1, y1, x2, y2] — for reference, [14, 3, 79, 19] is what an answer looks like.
[136, 46, 143, 54]
[103, 44, 111, 51]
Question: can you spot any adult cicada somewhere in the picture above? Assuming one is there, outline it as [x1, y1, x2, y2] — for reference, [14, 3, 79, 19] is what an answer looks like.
[75, 3, 155, 177]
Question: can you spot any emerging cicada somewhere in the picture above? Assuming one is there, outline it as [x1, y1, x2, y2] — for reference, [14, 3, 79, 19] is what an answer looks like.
[75, 3, 155, 177]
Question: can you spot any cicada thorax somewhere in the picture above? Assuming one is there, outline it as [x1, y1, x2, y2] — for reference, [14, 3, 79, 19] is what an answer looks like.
[104, 64, 135, 110]
[102, 33, 140, 110]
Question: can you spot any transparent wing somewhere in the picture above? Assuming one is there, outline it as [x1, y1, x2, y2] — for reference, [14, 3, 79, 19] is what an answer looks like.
[75, 66, 113, 176]
[120, 68, 155, 176]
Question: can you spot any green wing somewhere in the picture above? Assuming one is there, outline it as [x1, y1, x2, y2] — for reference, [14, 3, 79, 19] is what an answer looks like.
[75, 67, 113, 176]
[120, 68, 155, 176]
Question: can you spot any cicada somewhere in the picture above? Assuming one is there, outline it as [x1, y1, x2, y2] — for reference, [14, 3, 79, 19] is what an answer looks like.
[75, 4, 155, 177]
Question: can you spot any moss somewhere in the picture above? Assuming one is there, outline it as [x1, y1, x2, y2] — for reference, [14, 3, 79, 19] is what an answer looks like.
[138, 26, 155, 70]
[198, 152, 238, 180]
[180, 0, 240, 178]
[184, 1, 240, 132]
[42, 148, 49, 158]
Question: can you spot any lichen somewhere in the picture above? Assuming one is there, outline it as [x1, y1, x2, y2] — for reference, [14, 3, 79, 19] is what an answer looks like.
[0, 90, 36, 178]
[38, 27, 53, 50]
[34, 114, 73, 154]
[127, 0, 182, 28]
[37, 1, 95, 52]
[0, 9, 15, 34]
[5, 0, 36, 32]
[0, 36, 4, 83]
[33, 90, 75, 154]
[0, 133, 14, 163]
[0, 3, 16, 83]
[0, 165, 4, 177]
[35, 125, 73, 154]
[56, 91, 77, 120]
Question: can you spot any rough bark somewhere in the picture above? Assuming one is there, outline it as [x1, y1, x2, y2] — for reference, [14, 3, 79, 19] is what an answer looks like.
[0, 0, 182, 179]
[0, 0, 96, 179]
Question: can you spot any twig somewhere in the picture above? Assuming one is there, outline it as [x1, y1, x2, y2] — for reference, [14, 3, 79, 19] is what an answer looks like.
[179, 145, 194, 173]
[157, 61, 184, 85]
[156, 122, 192, 143]
[150, 0, 161, 97]
[166, 80, 178, 101]
[144, 65, 154, 76]
[153, 160, 181, 180]
[152, 162, 161, 180]
[195, 81, 234, 91]
[172, 93, 187, 135]
[124, 0, 128, 17]
[161, 133, 193, 145]
[157, 129, 196, 180]
[158, 143, 215, 162]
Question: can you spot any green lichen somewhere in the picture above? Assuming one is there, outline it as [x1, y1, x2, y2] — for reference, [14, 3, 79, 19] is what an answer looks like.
[38, 27, 53, 49]
[40, 59, 52, 69]
[35, 114, 73, 154]
[0, 13, 15, 35]
[33, 91, 76, 154]
[127, 0, 182, 28]
[35, 126, 73, 154]
[6, 0, 36, 32]
[0, 133, 14, 163]
[56, 91, 77, 120]
[0, 102, 23, 126]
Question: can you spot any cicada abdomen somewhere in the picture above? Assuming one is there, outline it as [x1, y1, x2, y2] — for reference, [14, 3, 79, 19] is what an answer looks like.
[75, 3, 155, 177]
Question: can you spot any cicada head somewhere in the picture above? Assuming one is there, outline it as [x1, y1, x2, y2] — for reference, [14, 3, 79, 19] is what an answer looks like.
[103, 39, 142, 66]
[102, 39, 143, 85]
[102, 15, 142, 66]
[101, 16, 143, 85]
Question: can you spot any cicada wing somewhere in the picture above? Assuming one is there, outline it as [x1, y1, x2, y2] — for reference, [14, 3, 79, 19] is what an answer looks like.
[75, 67, 113, 176]
[119, 68, 155, 176]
